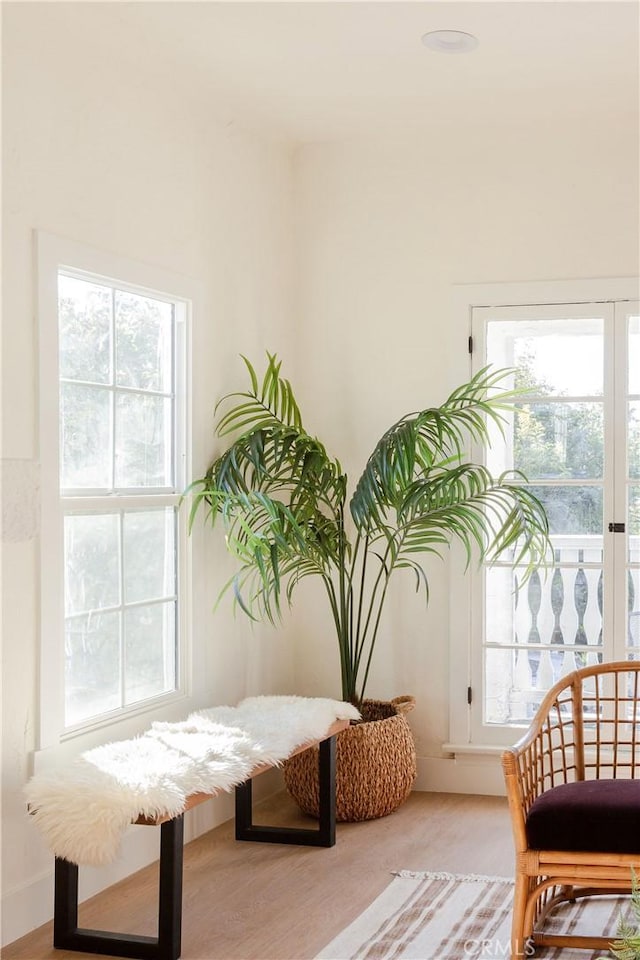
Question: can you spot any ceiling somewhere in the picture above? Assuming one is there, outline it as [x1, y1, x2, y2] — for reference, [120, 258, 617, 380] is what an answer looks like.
[27, 1, 640, 141]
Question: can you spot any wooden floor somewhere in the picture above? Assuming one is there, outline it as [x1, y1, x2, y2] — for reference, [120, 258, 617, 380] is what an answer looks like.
[3, 790, 514, 960]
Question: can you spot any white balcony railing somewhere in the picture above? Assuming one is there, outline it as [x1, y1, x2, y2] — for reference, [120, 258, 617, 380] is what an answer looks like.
[485, 535, 640, 724]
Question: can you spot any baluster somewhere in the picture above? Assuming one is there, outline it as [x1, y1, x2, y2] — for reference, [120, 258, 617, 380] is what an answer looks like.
[574, 551, 588, 667]
[561, 648, 576, 677]
[527, 570, 542, 687]
[550, 552, 564, 679]
[538, 650, 555, 693]
[597, 570, 603, 663]
[513, 574, 530, 691]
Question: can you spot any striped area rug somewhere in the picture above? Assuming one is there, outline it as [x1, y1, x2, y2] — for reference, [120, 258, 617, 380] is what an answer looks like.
[316, 871, 627, 959]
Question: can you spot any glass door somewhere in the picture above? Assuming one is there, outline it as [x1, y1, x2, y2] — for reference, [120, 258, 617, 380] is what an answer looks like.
[624, 302, 640, 659]
[471, 301, 617, 732]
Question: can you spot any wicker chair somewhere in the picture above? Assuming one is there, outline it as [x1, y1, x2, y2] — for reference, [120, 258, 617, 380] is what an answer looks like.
[502, 660, 640, 957]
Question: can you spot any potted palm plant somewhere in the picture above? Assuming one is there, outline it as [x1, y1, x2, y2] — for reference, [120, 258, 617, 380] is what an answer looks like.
[188, 353, 549, 820]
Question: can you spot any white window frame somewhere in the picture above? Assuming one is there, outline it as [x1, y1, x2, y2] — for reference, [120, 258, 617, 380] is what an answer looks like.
[448, 276, 640, 752]
[37, 232, 195, 752]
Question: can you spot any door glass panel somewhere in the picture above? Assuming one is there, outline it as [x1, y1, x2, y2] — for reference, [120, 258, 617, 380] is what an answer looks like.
[505, 402, 604, 480]
[526, 485, 603, 535]
[484, 559, 603, 725]
[483, 310, 605, 725]
[630, 486, 640, 538]
[629, 403, 640, 480]
[628, 313, 639, 606]
[487, 317, 604, 396]
[486, 565, 603, 649]
[629, 569, 640, 653]
[629, 316, 640, 395]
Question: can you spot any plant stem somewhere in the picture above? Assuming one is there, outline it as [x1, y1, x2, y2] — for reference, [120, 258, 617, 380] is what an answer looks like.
[357, 567, 393, 703]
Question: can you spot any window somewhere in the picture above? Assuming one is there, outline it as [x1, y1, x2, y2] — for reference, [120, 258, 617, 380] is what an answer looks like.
[449, 278, 640, 747]
[38, 235, 191, 743]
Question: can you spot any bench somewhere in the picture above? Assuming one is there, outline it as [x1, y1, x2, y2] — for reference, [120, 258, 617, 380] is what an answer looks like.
[26, 698, 358, 960]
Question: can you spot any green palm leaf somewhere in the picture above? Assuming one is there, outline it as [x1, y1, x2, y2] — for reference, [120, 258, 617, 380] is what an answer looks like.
[351, 366, 518, 530]
[188, 354, 551, 705]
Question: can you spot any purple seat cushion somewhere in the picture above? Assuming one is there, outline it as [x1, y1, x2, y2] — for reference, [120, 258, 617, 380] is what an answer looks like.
[526, 778, 640, 853]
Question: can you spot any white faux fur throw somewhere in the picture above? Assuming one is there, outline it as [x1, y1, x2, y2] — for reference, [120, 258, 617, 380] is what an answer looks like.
[26, 696, 360, 867]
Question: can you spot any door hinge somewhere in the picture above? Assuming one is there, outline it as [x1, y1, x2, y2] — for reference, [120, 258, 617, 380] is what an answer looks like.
[608, 522, 626, 533]
[468, 335, 474, 354]
[467, 686, 473, 705]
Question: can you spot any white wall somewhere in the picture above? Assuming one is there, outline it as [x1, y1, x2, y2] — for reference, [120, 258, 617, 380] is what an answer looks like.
[3, 1, 639, 947]
[290, 118, 639, 767]
[1, 4, 295, 945]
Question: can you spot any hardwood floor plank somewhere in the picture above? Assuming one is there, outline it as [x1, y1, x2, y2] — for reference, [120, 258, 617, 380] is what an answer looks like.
[3, 791, 513, 960]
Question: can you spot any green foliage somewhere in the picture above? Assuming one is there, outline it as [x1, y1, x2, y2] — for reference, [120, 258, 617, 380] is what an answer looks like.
[512, 347, 604, 534]
[599, 872, 640, 960]
[188, 353, 550, 706]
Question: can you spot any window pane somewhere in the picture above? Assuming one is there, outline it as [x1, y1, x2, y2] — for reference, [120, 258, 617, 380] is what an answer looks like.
[60, 383, 112, 489]
[124, 603, 176, 704]
[115, 394, 172, 488]
[487, 317, 604, 397]
[508, 402, 604, 481]
[65, 611, 120, 726]
[526, 485, 603, 535]
[485, 644, 602, 725]
[630, 485, 640, 539]
[59, 275, 112, 384]
[115, 292, 173, 393]
[123, 510, 175, 603]
[630, 569, 640, 650]
[486, 558, 603, 725]
[486, 565, 603, 650]
[55, 262, 183, 731]
[630, 403, 640, 480]
[64, 514, 120, 614]
[629, 316, 640, 395]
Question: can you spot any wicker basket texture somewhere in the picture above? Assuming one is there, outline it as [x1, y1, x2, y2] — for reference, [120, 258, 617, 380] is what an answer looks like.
[283, 696, 417, 822]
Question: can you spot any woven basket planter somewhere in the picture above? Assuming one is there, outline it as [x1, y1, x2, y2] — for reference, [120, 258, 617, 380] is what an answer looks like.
[283, 696, 416, 822]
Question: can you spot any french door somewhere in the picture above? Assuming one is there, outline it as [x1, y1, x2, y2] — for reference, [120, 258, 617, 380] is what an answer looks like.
[469, 298, 639, 739]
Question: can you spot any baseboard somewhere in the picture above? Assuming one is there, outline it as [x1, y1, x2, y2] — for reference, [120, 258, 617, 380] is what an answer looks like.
[414, 755, 507, 796]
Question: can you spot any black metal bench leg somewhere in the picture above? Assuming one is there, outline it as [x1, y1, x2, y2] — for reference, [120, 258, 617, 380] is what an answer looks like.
[52, 814, 184, 960]
[317, 734, 337, 845]
[157, 815, 183, 960]
[54, 857, 79, 948]
[235, 734, 337, 847]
